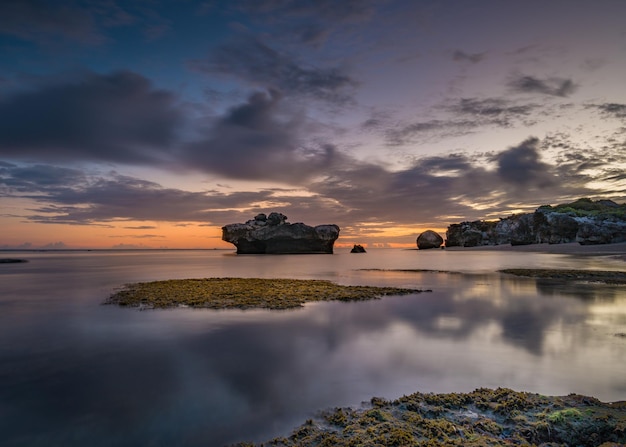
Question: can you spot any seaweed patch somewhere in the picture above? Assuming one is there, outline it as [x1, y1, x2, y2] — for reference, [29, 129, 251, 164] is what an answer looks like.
[232, 388, 626, 446]
[106, 277, 424, 310]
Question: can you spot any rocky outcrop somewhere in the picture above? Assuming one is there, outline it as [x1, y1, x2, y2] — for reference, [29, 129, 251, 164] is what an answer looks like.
[222, 213, 340, 254]
[446, 198, 626, 247]
[416, 230, 444, 249]
[350, 244, 367, 253]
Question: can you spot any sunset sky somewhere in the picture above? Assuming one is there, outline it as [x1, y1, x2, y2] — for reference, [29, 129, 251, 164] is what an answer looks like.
[1, 0, 626, 249]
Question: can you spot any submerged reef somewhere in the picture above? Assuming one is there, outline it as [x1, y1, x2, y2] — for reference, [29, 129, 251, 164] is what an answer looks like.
[105, 277, 423, 310]
[233, 388, 626, 447]
[500, 269, 626, 284]
[222, 212, 340, 254]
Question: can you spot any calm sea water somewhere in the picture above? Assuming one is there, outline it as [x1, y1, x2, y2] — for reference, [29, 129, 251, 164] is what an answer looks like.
[1, 248, 625, 446]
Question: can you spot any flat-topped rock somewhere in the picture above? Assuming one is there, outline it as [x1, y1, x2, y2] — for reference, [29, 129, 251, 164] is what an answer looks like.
[222, 212, 340, 254]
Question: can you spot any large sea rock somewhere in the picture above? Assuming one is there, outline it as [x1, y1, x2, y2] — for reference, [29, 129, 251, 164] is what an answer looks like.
[416, 230, 444, 249]
[222, 213, 340, 254]
[445, 198, 626, 247]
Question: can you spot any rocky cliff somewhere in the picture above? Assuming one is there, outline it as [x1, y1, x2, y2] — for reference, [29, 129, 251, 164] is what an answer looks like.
[446, 198, 626, 247]
[222, 212, 340, 254]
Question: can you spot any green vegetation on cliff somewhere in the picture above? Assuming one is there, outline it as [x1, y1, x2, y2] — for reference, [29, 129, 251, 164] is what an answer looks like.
[538, 197, 626, 218]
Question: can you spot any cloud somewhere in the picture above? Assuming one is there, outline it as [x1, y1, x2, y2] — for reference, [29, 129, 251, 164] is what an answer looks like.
[0, 71, 184, 165]
[0, 72, 343, 184]
[508, 74, 578, 97]
[41, 241, 68, 249]
[189, 37, 357, 104]
[384, 119, 477, 145]
[450, 98, 535, 125]
[110, 234, 165, 239]
[234, 0, 378, 23]
[0, 164, 279, 224]
[0, 135, 602, 234]
[232, 0, 379, 46]
[493, 137, 556, 187]
[0, 0, 103, 44]
[0, 164, 87, 191]
[452, 50, 485, 64]
[183, 89, 341, 182]
[0, 1, 169, 45]
[383, 98, 536, 145]
[307, 137, 594, 227]
[595, 103, 626, 119]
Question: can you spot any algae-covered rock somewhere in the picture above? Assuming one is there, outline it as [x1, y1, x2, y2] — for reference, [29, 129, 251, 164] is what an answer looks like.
[232, 388, 626, 446]
[106, 277, 422, 310]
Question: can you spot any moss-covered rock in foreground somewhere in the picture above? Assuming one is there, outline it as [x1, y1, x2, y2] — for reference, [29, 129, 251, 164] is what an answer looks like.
[106, 278, 423, 310]
[233, 388, 626, 447]
[500, 269, 626, 284]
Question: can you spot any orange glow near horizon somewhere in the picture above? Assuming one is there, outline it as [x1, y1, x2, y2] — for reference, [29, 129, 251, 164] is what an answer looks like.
[0, 214, 447, 250]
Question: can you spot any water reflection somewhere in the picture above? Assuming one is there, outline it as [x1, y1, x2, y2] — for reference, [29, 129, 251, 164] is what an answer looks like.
[1, 251, 625, 446]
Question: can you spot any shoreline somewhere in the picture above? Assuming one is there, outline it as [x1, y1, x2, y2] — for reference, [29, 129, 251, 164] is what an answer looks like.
[443, 241, 626, 260]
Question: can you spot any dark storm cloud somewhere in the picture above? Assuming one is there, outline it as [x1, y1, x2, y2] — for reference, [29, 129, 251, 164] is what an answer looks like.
[183, 89, 341, 182]
[0, 71, 342, 183]
[493, 137, 555, 186]
[189, 37, 357, 104]
[0, 71, 183, 164]
[508, 74, 578, 97]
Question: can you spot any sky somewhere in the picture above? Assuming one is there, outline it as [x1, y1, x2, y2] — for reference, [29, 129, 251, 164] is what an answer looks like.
[1, 0, 626, 249]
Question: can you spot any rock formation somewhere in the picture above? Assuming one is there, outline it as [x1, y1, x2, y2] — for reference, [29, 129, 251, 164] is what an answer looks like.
[416, 230, 444, 249]
[446, 198, 626, 247]
[350, 244, 367, 253]
[222, 212, 340, 254]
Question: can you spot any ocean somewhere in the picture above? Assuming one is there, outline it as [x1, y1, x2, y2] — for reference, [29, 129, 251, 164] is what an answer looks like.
[1, 248, 625, 446]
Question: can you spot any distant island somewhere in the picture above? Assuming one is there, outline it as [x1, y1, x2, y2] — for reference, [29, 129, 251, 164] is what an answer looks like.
[446, 198, 626, 247]
[222, 212, 340, 254]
